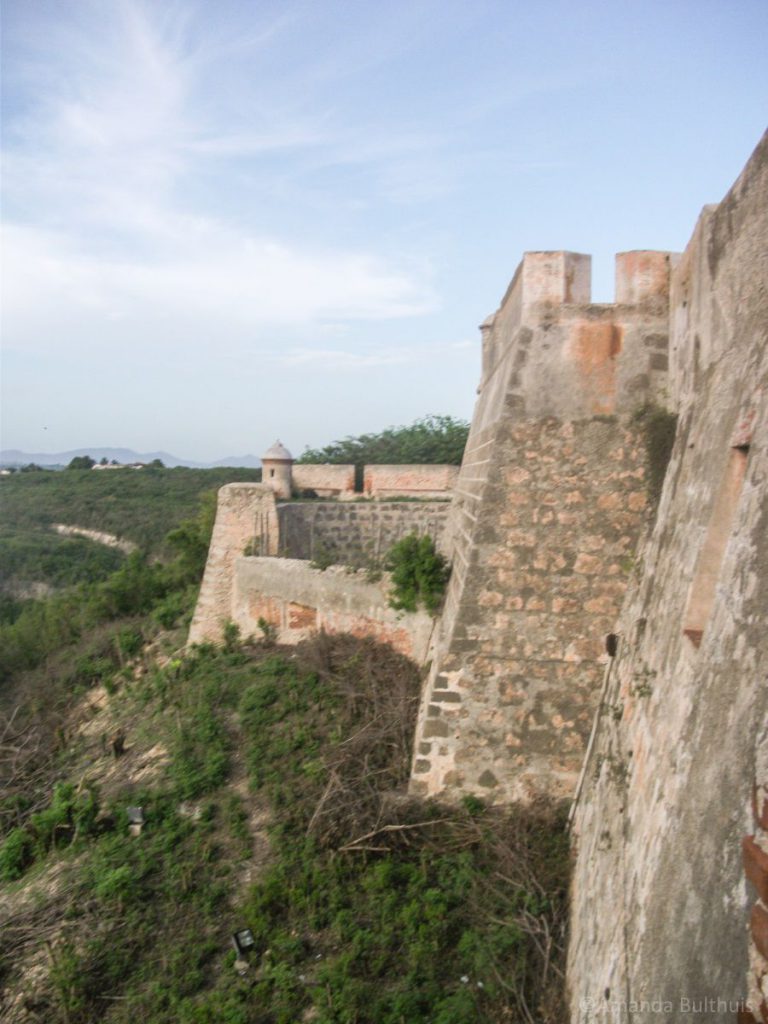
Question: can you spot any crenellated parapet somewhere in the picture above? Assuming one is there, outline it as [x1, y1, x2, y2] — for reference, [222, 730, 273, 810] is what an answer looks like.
[479, 249, 672, 417]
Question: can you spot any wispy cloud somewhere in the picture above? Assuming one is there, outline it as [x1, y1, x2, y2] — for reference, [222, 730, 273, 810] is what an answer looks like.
[2, 0, 439, 357]
[272, 347, 418, 371]
[2, 220, 436, 357]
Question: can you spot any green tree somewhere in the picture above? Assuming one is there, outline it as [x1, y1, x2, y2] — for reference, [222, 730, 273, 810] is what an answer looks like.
[297, 414, 469, 467]
[67, 455, 95, 470]
[165, 490, 217, 582]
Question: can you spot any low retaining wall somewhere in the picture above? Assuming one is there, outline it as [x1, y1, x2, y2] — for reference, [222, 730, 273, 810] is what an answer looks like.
[232, 557, 435, 661]
[276, 501, 451, 564]
[292, 464, 355, 498]
[363, 464, 458, 498]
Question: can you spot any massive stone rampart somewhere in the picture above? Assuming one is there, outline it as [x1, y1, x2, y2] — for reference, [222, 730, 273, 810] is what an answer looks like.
[567, 130, 768, 1022]
[410, 249, 671, 804]
[189, 132, 768, 1022]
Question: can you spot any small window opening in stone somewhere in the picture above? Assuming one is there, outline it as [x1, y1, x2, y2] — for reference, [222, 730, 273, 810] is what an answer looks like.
[270, 469, 275, 478]
[683, 444, 749, 648]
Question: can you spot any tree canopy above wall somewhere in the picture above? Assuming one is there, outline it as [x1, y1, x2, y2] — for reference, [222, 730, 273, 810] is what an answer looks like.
[297, 414, 469, 467]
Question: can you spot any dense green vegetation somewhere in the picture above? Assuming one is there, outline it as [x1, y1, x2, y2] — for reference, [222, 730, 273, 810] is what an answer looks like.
[297, 414, 469, 468]
[0, 467, 569, 1023]
[0, 466, 260, 623]
[0, 466, 261, 553]
[66, 456, 97, 470]
[0, 522, 130, 627]
[1, 631, 568, 1023]
[386, 533, 450, 614]
[0, 531, 124, 601]
[0, 497, 213, 688]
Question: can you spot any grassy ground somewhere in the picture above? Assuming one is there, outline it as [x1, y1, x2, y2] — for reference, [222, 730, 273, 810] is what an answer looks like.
[0, 480, 569, 1023]
[0, 631, 569, 1024]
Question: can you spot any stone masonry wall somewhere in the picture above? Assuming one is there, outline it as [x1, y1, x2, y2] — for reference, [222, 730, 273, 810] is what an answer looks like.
[410, 247, 672, 804]
[189, 490, 449, 652]
[291, 464, 355, 498]
[188, 483, 278, 644]
[231, 557, 435, 662]
[276, 501, 451, 564]
[567, 130, 768, 1023]
[745, 721, 768, 1023]
[363, 464, 459, 498]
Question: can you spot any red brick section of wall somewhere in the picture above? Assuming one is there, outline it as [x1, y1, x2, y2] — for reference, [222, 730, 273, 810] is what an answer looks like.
[291, 464, 355, 497]
[363, 464, 458, 498]
[742, 775, 768, 1022]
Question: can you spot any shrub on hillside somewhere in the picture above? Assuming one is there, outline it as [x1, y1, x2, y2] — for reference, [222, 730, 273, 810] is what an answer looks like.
[385, 533, 450, 614]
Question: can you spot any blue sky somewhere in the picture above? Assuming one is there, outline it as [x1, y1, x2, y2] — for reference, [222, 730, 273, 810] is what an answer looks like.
[2, 0, 767, 461]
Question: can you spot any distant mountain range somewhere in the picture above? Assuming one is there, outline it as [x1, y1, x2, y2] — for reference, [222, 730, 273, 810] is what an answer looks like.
[0, 448, 262, 469]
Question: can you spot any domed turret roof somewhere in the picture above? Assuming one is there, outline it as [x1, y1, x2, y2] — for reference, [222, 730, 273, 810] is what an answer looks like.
[262, 440, 293, 462]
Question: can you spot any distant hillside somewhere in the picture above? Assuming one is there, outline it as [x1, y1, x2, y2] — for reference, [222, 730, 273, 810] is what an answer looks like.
[0, 467, 263, 611]
[0, 448, 262, 469]
[0, 465, 262, 549]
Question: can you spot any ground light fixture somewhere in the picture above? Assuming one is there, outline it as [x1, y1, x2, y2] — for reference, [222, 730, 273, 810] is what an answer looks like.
[126, 806, 144, 837]
[232, 928, 256, 956]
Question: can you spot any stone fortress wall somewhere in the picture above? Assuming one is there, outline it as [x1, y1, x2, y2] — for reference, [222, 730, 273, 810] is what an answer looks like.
[276, 500, 451, 563]
[363, 464, 459, 498]
[409, 248, 671, 804]
[189, 468, 455, 656]
[291, 463, 355, 499]
[191, 130, 768, 1021]
[567, 130, 768, 1023]
[231, 557, 436, 661]
[188, 483, 279, 645]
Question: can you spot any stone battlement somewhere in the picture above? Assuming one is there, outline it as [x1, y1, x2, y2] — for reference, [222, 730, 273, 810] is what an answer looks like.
[413, 244, 674, 805]
[479, 249, 672, 417]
